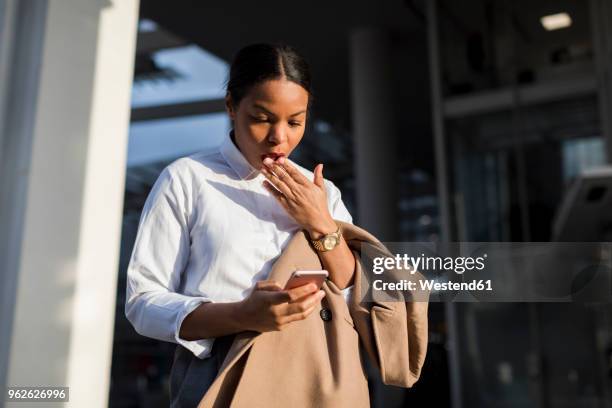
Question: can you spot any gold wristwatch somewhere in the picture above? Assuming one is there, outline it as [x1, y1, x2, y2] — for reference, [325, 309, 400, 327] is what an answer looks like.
[310, 224, 342, 252]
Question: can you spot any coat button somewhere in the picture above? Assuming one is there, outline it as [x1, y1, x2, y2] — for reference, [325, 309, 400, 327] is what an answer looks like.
[320, 308, 332, 322]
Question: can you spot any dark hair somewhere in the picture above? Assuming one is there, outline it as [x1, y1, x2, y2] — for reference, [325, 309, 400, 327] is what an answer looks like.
[226, 43, 313, 108]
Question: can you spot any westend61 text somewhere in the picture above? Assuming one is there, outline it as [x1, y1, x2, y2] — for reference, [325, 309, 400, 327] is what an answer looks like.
[373, 279, 493, 292]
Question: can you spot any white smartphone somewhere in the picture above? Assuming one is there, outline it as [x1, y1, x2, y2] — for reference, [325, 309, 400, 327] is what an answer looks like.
[284, 270, 329, 290]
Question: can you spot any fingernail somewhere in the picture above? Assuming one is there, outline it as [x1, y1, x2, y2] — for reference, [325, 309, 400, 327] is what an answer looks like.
[263, 157, 273, 165]
[278, 156, 285, 164]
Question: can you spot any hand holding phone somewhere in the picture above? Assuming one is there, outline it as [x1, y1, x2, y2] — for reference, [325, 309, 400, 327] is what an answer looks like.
[240, 277, 326, 333]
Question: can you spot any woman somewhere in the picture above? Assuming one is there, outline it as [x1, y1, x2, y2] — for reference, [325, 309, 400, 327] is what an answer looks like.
[125, 43, 357, 407]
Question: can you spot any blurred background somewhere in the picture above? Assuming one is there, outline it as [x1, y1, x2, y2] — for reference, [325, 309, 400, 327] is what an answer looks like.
[2, 0, 612, 407]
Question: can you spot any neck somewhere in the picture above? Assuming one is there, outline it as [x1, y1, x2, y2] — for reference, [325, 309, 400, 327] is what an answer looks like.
[230, 130, 259, 171]
[230, 130, 239, 150]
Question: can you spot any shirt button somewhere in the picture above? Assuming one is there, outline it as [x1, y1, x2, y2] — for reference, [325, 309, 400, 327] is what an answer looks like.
[320, 308, 332, 322]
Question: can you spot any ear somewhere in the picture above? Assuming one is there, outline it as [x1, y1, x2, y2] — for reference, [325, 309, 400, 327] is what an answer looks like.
[225, 93, 235, 120]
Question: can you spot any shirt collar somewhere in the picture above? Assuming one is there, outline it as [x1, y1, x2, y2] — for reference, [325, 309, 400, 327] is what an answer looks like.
[220, 130, 261, 180]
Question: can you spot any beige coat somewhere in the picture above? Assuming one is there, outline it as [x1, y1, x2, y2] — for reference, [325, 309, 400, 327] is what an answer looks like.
[198, 220, 429, 407]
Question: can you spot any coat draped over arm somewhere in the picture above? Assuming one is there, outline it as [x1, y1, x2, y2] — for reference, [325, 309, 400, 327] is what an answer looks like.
[197, 220, 429, 408]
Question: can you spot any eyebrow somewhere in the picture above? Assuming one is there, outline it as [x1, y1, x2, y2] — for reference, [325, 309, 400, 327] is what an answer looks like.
[253, 104, 306, 117]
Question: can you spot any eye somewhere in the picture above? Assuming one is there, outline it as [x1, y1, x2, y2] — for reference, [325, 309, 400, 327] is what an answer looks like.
[289, 121, 302, 128]
[251, 115, 269, 123]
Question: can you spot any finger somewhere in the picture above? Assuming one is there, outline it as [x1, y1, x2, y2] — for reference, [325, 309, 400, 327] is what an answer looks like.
[275, 158, 310, 185]
[263, 157, 300, 192]
[267, 290, 293, 305]
[278, 303, 318, 325]
[267, 283, 319, 305]
[260, 165, 294, 199]
[271, 159, 307, 188]
[313, 163, 325, 188]
[262, 180, 288, 205]
[285, 282, 320, 302]
[284, 290, 326, 315]
[267, 160, 297, 186]
[255, 280, 283, 291]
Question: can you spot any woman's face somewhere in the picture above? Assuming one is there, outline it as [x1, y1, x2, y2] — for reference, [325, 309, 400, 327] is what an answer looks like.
[226, 78, 309, 170]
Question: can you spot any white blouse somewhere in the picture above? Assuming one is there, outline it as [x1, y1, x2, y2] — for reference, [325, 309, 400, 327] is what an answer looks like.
[124, 133, 354, 359]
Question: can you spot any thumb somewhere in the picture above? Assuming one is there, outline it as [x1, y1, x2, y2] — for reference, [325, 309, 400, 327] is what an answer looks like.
[255, 280, 283, 291]
[313, 163, 325, 188]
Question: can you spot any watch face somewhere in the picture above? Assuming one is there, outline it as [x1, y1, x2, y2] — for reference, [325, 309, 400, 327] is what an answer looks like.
[323, 236, 338, 250]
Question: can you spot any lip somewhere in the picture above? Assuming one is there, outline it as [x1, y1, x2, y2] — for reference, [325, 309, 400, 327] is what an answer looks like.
[260, 152, 286, 161]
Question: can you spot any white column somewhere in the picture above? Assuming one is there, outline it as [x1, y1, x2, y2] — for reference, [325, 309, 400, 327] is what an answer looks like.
[349, 28, 399, 241]
[2, 0, 139, 407]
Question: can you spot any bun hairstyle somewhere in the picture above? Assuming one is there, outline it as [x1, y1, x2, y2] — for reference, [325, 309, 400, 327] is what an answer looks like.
[226, 43, 313, 108]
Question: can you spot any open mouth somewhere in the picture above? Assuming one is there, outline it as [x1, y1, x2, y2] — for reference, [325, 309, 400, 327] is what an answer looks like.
[261, 153, 285, 162]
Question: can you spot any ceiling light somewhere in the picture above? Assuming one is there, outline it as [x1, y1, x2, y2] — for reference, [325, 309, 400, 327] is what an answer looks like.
[540, 13, 572, 31]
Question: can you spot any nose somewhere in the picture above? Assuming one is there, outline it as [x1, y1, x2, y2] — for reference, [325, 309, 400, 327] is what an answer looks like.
[267, 124, 287, 145]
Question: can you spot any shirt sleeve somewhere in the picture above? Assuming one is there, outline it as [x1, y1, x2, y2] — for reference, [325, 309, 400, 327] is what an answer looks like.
[326, 179, 353, 225]
[325, 180, 354, 303]
[124, 165, 215, 359]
